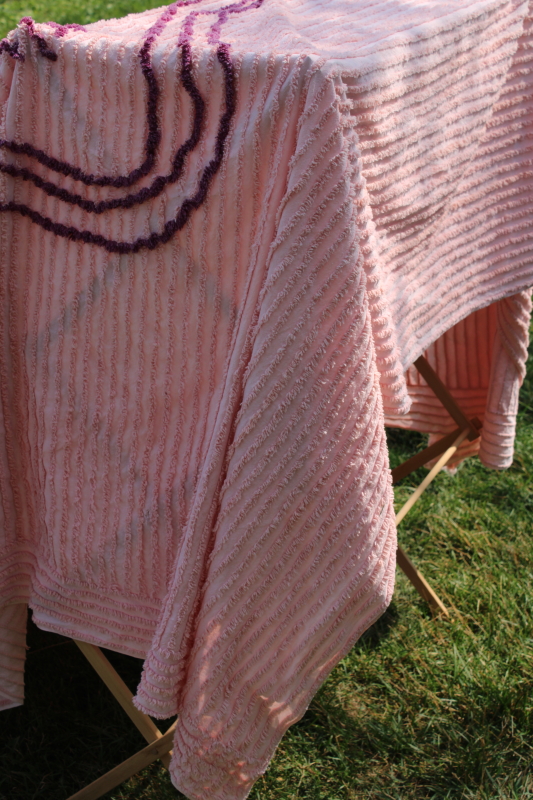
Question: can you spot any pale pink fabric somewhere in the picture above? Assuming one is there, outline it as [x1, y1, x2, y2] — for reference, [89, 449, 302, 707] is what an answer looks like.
[0, 2, 532, 798]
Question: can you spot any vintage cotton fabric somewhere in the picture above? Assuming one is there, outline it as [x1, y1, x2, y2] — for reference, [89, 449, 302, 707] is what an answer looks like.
[0, 1, 532, 798]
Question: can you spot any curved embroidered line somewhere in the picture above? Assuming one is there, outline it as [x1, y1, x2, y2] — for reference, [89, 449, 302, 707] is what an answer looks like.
[0, 38, 24, 60]
[20, 17, 58, 60]
[0, 44, 236, 253]
[0, 22, 88, 61]
[0, 43, 206, 213]
[179, 0, 264, 45]
[0, 2, 207, 187]
[46, 22, 88, 37]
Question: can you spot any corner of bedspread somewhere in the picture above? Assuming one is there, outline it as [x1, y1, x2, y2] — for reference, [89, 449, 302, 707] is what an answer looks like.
[479, 289, 533, 470]
[0, 602, 28, 710]
[164, 512, 397, 800]
[167, 712, 271, 800]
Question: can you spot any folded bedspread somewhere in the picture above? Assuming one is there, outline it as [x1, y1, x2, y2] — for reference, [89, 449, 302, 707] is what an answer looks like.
[0, 1, 532, 797]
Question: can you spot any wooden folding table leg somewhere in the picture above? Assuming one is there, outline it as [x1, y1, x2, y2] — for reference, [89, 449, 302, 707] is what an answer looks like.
[396, 546, 449, 616]
[391, 355, 485, 615]
[394, 427, 471, 616]
[395, 428, 470, 526]
[66, 722, 176, 800]
[413, 356, 481, 441]
[391, 425, 471, 485]
[74, 640, 172, 768]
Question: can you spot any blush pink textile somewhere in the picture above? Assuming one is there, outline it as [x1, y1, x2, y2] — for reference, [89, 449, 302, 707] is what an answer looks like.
[0, 1, 532, 798]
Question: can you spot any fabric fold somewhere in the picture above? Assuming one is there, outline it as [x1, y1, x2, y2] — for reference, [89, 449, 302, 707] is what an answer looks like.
[134, 67, 397, 796]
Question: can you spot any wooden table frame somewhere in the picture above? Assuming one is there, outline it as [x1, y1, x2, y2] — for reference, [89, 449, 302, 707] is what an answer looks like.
[392, 356, 482, 617]
[65, 642, 176, 800]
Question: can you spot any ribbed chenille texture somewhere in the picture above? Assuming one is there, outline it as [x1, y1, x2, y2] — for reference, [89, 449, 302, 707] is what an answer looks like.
[0, 2, 532, 798]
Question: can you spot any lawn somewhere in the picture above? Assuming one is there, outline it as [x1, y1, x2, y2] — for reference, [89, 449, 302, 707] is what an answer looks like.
[0, 3, 532, 799]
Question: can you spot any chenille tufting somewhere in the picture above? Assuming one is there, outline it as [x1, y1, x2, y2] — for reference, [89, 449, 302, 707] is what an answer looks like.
[0, 2, 532, 798]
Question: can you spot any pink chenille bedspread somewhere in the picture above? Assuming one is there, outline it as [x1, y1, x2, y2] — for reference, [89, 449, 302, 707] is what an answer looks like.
[0, 1, 532, 797]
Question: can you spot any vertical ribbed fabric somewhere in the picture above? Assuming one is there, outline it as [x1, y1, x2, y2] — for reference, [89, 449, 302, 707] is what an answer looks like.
[0, 2, 532, 798]
[0, 603, 27, 709]
[386, 290, 533, 468]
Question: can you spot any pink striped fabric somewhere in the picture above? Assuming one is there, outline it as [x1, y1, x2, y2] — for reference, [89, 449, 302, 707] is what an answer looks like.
[0, 2, 532, 798]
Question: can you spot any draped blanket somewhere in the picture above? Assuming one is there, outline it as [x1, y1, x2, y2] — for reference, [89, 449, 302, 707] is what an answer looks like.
[0, 1, 532, 798]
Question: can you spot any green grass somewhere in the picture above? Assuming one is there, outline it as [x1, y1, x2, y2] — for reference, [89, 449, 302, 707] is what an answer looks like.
[0, 2, 532, 796]
[0, 0, 164, 38]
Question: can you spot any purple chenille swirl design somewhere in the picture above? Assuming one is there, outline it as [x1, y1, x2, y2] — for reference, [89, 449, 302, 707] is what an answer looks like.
[0, 38, 24, 60]
[0, 0, 264, 252]
[0, 43, 236, 253]
[0, 21, 88, 61]
[0, 43, 206, 213]
[0, 0, 231, 188]
[19, 17, 60, 60]
[0, 3, 205, 186]
[46, 22, 89, 37]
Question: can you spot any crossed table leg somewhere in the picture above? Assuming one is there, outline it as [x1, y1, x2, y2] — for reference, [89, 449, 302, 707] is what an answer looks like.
[392, 356, 482, 617]
[66, 641, 176, 800]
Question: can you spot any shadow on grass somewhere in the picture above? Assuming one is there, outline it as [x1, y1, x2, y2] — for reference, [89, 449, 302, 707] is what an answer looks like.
[282, 614, 533, 800]
[0, 613, 180, 800]
[355, 602, 401, 652]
